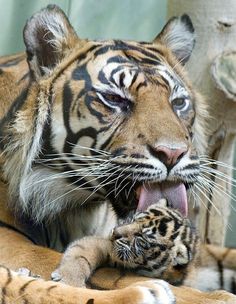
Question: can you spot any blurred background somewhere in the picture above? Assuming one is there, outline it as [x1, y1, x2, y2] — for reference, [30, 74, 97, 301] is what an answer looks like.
[0, 0, 235, 246]
[0, 0, 166, 55]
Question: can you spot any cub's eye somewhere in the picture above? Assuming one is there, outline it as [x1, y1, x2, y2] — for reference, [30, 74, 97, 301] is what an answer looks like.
[96, 91, 131, 111]
[172, 98, 189, 111]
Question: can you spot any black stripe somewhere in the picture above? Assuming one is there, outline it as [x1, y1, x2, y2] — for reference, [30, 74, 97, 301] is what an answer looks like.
[231, 277, 236, 294]
[110, 65, 125, 84]
[1, 266, 12, 304]
[112, 147, 127, 157]
[146, 250, 161, 260]
[0, 56, 24, 68]
[47, 285, 58, 292]
[107, 56, 129, 65]
[182, 164, 199, 171]
[76, 255, 92, 271]
[130, 70, 139, 87]
[136, 81, 147, 91]
[97, 69, 111, 86]
[19, 279, 36, 294]
[86, 93, 109, 124]
[149, 208, 164, 216]
[74, 44, 101, 63]
[139, 58, 161, 66]
[74, 88, 86, 116]
[115, 41, 162, 61]
[159, 74, 169, 86]
[146, 47, 164, 57]
[63, 82, 74, 136]
[158, 253, 170, 266]
[73, 62, 109, 125]
[112, 161, 154, 170]
[217, 260, 224, 289]
[99, 119, 125, 151]
[62, 82, 100, 154]
[93, 41, 163, 62]
[130, 153, 146, 159]
[18, 72, 30, 84]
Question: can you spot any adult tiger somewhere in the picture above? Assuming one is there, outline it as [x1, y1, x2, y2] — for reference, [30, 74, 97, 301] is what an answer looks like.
[0, 4, 235, 304]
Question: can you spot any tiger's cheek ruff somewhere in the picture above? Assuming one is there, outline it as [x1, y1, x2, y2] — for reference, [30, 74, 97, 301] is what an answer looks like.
[3, 84, 54, 211]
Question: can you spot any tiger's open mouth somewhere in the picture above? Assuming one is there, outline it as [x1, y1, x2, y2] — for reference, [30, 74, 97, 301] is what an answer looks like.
[136, 182, 188, 216]
[109, 180, 189, 218]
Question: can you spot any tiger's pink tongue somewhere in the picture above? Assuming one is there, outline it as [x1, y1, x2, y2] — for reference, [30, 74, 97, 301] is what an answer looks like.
[137, 182, 188, 216]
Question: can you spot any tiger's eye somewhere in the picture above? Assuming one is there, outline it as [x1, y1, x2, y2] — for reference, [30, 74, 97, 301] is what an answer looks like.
[104, 94, 122, 103]
[98, 92, 132, 112]
[172, 98, 188, 111]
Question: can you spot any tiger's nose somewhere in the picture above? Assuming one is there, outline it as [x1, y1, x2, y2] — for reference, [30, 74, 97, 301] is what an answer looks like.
[149, 145, 187, 168]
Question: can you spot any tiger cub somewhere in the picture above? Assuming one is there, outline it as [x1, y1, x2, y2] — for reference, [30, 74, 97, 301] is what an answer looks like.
[51, 199, 198, 287]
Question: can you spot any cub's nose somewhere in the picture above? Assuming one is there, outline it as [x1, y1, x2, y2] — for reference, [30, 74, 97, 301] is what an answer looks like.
[148, 145, 187, 168]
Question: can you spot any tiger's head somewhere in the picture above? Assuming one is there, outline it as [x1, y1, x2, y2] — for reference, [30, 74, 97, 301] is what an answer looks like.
[10, 5, 206, 221]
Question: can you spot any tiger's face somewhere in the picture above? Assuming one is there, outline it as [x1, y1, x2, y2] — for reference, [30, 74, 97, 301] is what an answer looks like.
[24, 6, 205, 220]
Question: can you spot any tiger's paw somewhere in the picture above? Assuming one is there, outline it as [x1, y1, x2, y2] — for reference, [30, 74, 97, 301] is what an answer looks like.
[126, 280, 175, 304]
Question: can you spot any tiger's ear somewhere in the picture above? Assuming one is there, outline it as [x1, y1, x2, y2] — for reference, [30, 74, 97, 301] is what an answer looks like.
[154, 14, 195, 65]
[23, 5, 78, 78]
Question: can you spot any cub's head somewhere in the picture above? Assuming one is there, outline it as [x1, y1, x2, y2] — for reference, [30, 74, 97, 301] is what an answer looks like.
[22, 5, 206, 220]
[111, 200, 198, 285]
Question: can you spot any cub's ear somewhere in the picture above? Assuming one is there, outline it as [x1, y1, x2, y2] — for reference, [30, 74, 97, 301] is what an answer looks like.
[154, 14, 195, 65]
[23, 5, 78, 78]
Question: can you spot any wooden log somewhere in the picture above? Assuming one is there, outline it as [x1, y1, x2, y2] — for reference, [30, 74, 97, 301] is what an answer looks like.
[168, 0, 236, 245]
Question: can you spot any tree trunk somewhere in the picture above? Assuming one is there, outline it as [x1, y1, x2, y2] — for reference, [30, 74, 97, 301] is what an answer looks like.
[168, 0, 236, 246]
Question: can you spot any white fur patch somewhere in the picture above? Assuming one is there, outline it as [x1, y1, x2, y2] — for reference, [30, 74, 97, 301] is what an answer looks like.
[190, 266, 236, 293]
[163, 18, 195, 64]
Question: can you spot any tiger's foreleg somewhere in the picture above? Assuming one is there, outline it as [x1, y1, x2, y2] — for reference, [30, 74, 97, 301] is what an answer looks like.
[0, 266, 176, 304]
[90, 268, 236, 304]
[0, 227, 61, 279]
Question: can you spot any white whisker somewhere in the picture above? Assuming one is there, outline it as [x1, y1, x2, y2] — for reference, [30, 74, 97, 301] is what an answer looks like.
[194, 183, 221, 216]
[198, 174, 236, 212]
[190, 187, 210, 213]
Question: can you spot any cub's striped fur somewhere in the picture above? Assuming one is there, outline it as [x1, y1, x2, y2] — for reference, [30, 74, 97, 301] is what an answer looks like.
[52, 200, 199, 287]
[0, 4, 235, 304]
